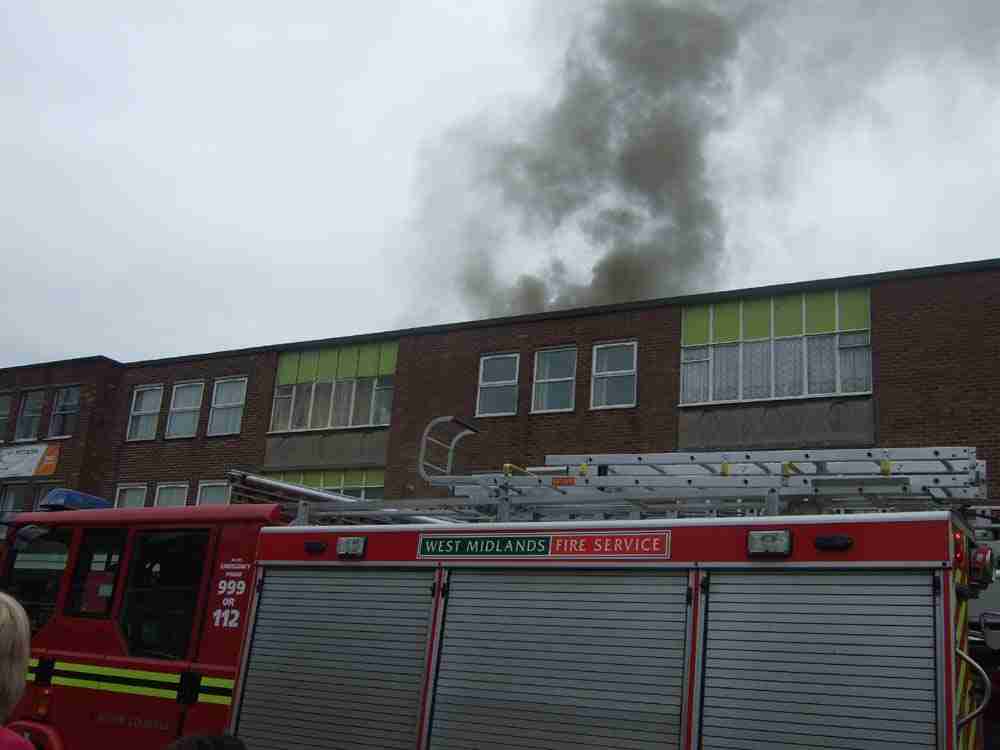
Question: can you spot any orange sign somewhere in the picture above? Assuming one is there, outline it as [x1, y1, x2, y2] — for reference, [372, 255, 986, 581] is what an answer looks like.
[35, 444, 61, 476]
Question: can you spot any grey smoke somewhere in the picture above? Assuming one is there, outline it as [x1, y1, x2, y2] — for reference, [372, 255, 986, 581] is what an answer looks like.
[416, 0, 1000, 318]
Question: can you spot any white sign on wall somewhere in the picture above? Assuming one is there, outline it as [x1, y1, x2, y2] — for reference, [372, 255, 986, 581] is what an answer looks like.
[0, 444, 60, 479]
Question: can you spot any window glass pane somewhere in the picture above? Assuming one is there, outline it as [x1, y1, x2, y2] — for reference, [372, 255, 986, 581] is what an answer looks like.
[742, 340, 771, 400]
[128, 413, 157, 441]
[0, 395, 11, 418]
[712, 343, 739, 401]
[172, 384, 203, 410]
[119, 530, 210, 660]
[215, 379, 246, 406]
[117, 487, 146, 508]
[35, 485, 55, 508]
[290, 383, 313, 430]
[352, 378, 374, 425]
[364, 487, 385, 500]
[198, 484, 229, 505]
[533, 380, 574, 411]
[156, 486, 187, 507]
[774, 338, 804, 397]
[66, 529, 125, 617]
[681, 361, 709, 404]
[1, 485, 33, 513]
[166, 411, 199, 438]
[50, 412, 79, 437]
[342, 487, 363, 498]
[807, 334, 837, 394]
[208, 406, 241, 436]
[373, 382, 393, 425]
[593, 374, 635, 407]
[482, 356, 517, 383]
[536, 349, 575, 381]
[5, 527, 72, 633]
[840, 339, 872, 393]
[134, 388, 162, 413]
[478, 385, 517, 415]
[58, 386, 81, 409]
[310, 382, 333, 429]
[15, 392, 44, 441]
[595, 344, 635, 374]
[270, 385, 293, 431]
[332, 381, 353, 427]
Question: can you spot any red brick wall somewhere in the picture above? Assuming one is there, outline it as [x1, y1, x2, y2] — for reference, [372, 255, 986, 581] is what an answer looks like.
[385, 307, 682, 498]
[874, 269, 1000, 497]
[0, 358, 121, 499]
[106, 352, 277, 504]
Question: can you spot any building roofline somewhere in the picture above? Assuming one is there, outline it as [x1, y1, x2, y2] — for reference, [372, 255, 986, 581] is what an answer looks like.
[13, 255, 1000, 371]
[0, 354, 121, 373]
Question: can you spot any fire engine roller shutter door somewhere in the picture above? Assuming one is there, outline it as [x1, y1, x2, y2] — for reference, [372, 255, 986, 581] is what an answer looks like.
[700, 571, 937, 750]
[429, 570, 689, 750]
[233, 567, 435, 750]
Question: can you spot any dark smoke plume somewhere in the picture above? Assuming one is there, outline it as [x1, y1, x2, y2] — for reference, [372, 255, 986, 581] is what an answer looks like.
[413, 0, 1000, 319]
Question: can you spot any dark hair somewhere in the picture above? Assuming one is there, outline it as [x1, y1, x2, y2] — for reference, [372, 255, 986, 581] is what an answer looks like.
[166, 736, 246, 750]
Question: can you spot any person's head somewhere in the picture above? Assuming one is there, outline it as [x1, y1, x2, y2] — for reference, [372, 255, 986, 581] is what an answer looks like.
[165, 736, 246, 750]
[0, 592, 30, 720]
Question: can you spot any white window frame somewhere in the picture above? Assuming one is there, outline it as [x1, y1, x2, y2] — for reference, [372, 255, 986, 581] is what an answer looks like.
[127, 384, 164, 442]
[14, 390, 46, 442]
[196, 480, 231, 505]
[47, 385, 81, 438]
[678, 291, 873, 407]
[165, 381, 205, 439]
[207, 376, 248, 437]
[590, 341, 638, 410]
[154, 482, 189, 507]
[115, 483, 148, 509]
[476, 353, 520, 418]
[531, 347, 577, 414]
[0, 393, 14, 443]
[269, 375, 395, 434]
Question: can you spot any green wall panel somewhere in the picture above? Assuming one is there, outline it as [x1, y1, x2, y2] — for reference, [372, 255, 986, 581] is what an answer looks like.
[357, 343, 380, 377]
[682, 306, 710, 346]
[774, 294, 803, 337]
[303, 470, 323, 488]
[839, 288, 870, 330]
[805, 291, 836, 334]
[317, 349, 339, 380]
[344, 469, 365, 487]
[378, 341, 399, 375]
[336, 346, 359, 378]
[276, 353, 300, 386]
[297, 351, 319, 383]
[713, 301, 740, 343]
[743, 298, 771, 340]
[365, 468, 385, 487]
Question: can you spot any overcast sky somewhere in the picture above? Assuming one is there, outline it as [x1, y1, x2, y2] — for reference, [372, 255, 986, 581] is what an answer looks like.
[3, 1, 999, 367]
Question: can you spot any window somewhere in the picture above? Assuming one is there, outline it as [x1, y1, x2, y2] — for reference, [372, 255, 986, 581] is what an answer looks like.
[47, 386, 81, 437]
[0, 394, 13, 441]
[1, 485, 33, 513]
[119, 529, 210, 660]
[197, 481, 230, 505]
[165, 382, 204, 439]
[4, 526, 72, 633]
[477, 354, 519, 417]
[533, 348, 577, 413]
[266, 468, 386, 500]
[115, 484, 147, 508]
[208, 377, 247, 436]
[65, 529, 126, 617]
[15, 391, 45, 441]
[154, 483, 188, 507]
[679, 289, 872, 405]
[591, 342, 637, 409]
[127, 385, 163, 441]
[34, 484, 56, 509]
[270, 343, 399, 432]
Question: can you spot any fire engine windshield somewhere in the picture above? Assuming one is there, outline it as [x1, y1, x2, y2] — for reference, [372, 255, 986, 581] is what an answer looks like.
[3, 526, 72, 633]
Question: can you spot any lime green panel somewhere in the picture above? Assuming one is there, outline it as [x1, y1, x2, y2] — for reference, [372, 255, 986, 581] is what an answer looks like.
[323, 470, 344, 489]
[337, 346, 359, 378]
[774, 294, 803, 337]
[743, 298, 771, 340]
[302, 470, 323, 487]
[839, 288, 870, 330]
[805, 291, 836, 334]
[317, 349, 339, 380]
[365, 469, 385, 487]
[344, 469, 365, 487]
[378, 341, 399, 375]
[276, 353, 300, 386]
[284, 471, 303, 485]
[297, 351, 319, 383]
[713, 301, 740, 343]
[357, 344, 380, 377]
[682, 306, 710, 346]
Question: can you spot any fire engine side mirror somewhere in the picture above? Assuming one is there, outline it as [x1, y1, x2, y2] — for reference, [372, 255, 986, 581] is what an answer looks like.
[981, 612, 1000, 651]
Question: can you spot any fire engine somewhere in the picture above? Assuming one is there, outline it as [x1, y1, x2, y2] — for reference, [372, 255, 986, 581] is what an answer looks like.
[3, 416, 1000, 749]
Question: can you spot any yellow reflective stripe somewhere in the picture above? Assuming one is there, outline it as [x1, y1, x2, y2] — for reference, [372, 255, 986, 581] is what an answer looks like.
[52, 676, 176, 700]
[29, 658, 39, 667]
[201, 676, 235, 689]
[198, 693, 232, 706]
[55, 662, 180, 684]
[25, 673, 35, 682]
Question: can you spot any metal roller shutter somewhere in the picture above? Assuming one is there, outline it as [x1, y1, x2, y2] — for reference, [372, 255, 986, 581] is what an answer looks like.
[429, 570, 690, 750]
[700, 571, 938, 750]
[234, 567, 435, 750]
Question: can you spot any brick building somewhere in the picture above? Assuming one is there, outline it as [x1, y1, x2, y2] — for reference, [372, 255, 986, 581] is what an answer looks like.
[0, 258, 997, 510]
